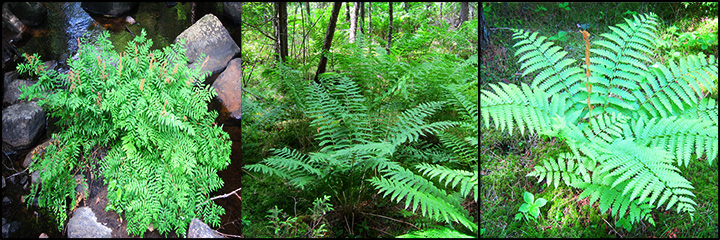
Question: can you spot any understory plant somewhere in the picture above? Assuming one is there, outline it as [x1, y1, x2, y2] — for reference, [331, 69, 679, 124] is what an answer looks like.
[515, 191, 548, 222]
[18, 29, 231, 237]
[481, 13, 718, 230]
[264, 195, 334, 238]
[244, 75, 478, 235]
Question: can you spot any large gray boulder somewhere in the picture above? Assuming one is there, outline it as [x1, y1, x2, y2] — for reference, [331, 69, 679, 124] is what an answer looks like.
[223, 2, 242, 24]
[67, 207, 112, 238]
[3, 79, 33, 105]
[6, 2, 47, 27]
[187, 218, 222, 238]
[175, 14, 239, 76]
[2, 101, 45, 149]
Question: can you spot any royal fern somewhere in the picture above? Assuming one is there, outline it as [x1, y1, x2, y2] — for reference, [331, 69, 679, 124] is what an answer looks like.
[482, 12, 718, 228]
[19, 30, 231, 237]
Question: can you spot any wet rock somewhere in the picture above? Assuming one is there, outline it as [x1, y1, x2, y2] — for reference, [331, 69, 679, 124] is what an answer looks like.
[4, 71, 19, 89]
[212, 58, 241, 121]
[1, 218, 20, 238]
[6, 2, 47, 27]
[175, 14, 239, 76]
[19, 175, 27, 185]
[223, 3, 241, 25]
[23, 139, 54, 169]
[80, 2, 138, 17]
[2, 5, 27, 33]
[3, 79, 34, 105]
[67, 207, 112, 238]
[31, 170, 40, 187]
[187, 218, 222, 238]
[2, 197, 10, 206]
[125, 15, 136, 24]
[2, 101, 45, 149]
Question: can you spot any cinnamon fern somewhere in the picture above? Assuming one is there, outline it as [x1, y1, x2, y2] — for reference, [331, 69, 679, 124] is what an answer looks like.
[482, 12, 718, 228]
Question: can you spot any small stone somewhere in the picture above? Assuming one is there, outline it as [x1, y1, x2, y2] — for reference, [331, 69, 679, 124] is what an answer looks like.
[125, 15, 136, 24]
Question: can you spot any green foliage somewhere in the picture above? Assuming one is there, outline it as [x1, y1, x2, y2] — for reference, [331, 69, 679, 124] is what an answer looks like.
[548, 31, 569, 42]
[514, 191, 548, 221]
[264, 195, 333, 238]
[18, 29, 231, 237]
[481, 12, 718, 229]
[245, 76, 478, 235]
[397, 226, 475, 238]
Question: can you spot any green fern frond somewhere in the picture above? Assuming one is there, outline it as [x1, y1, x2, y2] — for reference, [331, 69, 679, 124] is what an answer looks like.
[577, 176, 655, 226]
[438, 132, 476, 162]
[592, 138, 697, 215]
[243, 148, 322, 190]
[390, 101, 456, 145]
[368, 166, 477, 232]
[527, 153, 589, 189]
[629, 116, 718, 166]
[397, 226, 475, 238]
[581, 113, 630, 144]
[416, 163, 478, 202]
[633, 54, 718, 118]
[481, 83, 572, 136]
[512, 29, 584, 98]
[305, 76, 373, 152]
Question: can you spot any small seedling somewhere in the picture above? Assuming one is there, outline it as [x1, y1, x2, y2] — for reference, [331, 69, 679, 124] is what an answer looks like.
[515, 191, 547, 222]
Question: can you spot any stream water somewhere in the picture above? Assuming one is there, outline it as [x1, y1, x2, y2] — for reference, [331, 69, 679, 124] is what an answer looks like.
[2, 2, 242, 237]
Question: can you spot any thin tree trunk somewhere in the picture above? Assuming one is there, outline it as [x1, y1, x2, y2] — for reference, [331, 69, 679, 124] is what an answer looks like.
[274, 2, 288, 62]
[349, 2, 359, 43]
[458, 2, 469, 28]
[386, 2, 393, 54]
[359, 2, 364, 34]
[313, 2, 343, 84]
[368, 2, 372, 37]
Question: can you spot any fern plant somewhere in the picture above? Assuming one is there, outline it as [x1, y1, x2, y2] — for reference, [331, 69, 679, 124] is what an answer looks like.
[245, 76, 478, 235]
[481, 13, 718, 228]
[18, 29, 231, 237]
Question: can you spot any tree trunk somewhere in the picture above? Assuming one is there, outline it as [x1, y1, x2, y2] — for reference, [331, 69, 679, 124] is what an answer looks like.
[386, 2, 393, 54]
[479, 3, 489, 53]
[274, 2, 288, 62]
[368, 2, 372, 37]
[458, 2, 469, 28]
[313, 2, 342, 84]
[349, 2, 359, 43]
[359, 2, 364, 34]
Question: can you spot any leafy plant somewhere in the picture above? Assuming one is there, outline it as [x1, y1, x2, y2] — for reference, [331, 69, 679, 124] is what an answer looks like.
[18, 29, 231, 237]
[557, 2, 570, 11]
[397, 226, 475, 238]
[481, 12, 718, 229]
[264, 195, 333, 238]
[548, 31, 569, 42]
[245, 76, 478, 235]
[514, 191, 547, 221]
